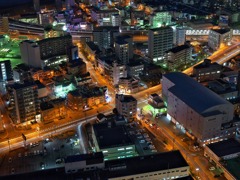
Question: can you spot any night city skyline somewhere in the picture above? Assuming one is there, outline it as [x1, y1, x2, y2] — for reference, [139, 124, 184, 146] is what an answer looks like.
[0, 0, 240, 180]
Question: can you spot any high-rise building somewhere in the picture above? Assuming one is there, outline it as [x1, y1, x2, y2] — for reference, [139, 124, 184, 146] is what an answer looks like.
[115, 94, 137, 122]
[0, 60, 13, 81]
[93, 26, 119, 50]
[148, 26, 173, 64]
[114, 35, 133, 65]
[8, 82, 40, 124]
[33, 0, 40, 12]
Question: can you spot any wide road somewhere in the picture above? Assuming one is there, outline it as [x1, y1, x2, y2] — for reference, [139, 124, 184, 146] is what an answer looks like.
[184, 42, 240, 75]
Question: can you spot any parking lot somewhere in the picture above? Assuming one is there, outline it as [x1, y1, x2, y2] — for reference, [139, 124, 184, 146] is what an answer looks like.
[0, 130, 80, 177]
[125, 121, 167, 156]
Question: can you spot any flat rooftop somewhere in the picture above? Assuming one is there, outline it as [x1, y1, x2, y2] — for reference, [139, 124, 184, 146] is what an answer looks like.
[207, 138, 240, 157]
[93, 123, 133, 149]
[166, 44, 190, 54]
[100, 150, 189, 179]
[116, 94, 137, 103]
[225, 156, 240, 180]
[65, 152, 104, 164]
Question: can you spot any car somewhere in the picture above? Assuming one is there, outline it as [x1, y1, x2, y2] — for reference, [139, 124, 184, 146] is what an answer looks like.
[56, 158, 64, 164]
[209, 166, 215, 171]
[11, 168, 15, 174]
[149, 123, 154, 128]
[196, 176, 201, 180]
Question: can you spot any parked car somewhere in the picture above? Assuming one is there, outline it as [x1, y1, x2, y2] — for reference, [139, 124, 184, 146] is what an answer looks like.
[209, 166, 215, 171]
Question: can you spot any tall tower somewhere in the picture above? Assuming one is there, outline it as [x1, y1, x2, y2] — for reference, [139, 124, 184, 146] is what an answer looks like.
[33, 0, 40, 12]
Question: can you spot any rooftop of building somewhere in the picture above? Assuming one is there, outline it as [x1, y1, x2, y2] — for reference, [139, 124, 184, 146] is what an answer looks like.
[115, 39, 128, 45]
[8, 81, 36, 90]
[207, 79, 237, 95]
[127, 61, 143, 67]
[68, 58, 86, 68]
[211, 29, 230, 34]
[35, 80, 46, 89]
[86, 41, 101, 53]
[116, 94, 137, 103]
[100, 150, 189, 179]
[225, 156, 240, 180]
[149, 26, 172, 31]
[93, 123, 133, 149]
[93, 26, 119, 32]
[68, 86, 107, 98]
[194, 59, 222, 69]
[65, 152, 104, 164]
[13, 63, 30, 72]
[164, 72, 232, 114]
[40, 102, 54, 111]
[166, 44, 190, 53]
[92, 7, 118, 13]
[207, 138, 240, 157]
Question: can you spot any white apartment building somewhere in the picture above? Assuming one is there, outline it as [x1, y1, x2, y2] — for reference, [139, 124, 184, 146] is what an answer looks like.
[148, 26, 173, 63]
[162, 72, 236, 145]
[208, 29, 232, 50]
[165, 44, 192, 71]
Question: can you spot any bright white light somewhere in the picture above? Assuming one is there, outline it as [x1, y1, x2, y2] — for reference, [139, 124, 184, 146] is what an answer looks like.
[62, 25, 67, 31]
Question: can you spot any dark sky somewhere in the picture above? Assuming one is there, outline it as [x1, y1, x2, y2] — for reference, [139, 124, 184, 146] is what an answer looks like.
[0, 0, 32, 8]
